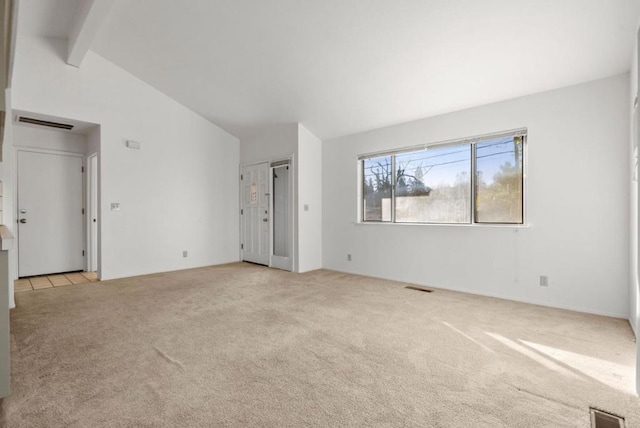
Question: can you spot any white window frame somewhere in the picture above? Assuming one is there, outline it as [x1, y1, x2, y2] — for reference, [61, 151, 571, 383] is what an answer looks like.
[358, 129, 527, 226]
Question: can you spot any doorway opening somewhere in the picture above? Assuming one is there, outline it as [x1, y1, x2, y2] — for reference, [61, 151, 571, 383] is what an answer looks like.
[240, 158, 293, 271]
[13, 112, 101, 283]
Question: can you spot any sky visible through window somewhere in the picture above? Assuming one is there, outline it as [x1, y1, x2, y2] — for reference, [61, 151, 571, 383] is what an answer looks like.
[476, 137, 522, 185]
[395, 143, 468, 191]
[393, 137, 519, 188]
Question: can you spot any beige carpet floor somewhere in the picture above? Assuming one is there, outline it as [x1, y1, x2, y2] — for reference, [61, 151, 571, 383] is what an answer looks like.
[0, 262, 637, 427]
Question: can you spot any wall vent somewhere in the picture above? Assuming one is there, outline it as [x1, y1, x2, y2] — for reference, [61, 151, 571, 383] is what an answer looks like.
[590, 408, 625, 428]
[270, 159, 290, 167]
[17, 116, 74, 130]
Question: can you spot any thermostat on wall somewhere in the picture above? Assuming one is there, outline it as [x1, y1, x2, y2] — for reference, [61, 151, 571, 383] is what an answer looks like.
[126, 140, 141, 149]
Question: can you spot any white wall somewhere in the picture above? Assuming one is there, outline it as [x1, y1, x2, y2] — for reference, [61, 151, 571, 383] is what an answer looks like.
[323, 74, 630, 318]
[86, 125, 100, 156]
[0, 87, 12, 396]
[630, 30, 639, 335]
[297, 124, 322, 272]
[629, 21, 640, 396]
[240, 124, 297, 165]
[13, 124, 87, 153]
[10, 36, 240, 280]
[0, 89, 15, 308]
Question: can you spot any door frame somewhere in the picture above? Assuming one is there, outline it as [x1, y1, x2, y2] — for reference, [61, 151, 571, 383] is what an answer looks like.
[15, 147, 87, 277]
[86, 153, 99, 274]
[269, 158, 294, 271]
[239, 155, 295, 271]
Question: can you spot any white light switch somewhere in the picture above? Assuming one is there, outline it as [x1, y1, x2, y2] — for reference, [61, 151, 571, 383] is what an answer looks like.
[126, 140, 141, 149]
[111, 203, 120, 211]
[304, 204, 309, 211]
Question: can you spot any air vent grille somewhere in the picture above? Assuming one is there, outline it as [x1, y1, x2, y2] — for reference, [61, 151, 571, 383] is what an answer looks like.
[17, 116, 74, 130]
[590, 408, 625, 428]
[270, 159, 290, 167]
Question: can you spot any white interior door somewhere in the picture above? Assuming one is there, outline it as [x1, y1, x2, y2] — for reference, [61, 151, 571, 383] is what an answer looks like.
[18, 150, 84, 277]
[241, 163, 269, 265]
[89, 154, 98, 272]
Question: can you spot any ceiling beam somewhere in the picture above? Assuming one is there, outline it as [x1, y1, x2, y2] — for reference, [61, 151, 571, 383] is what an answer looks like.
[67, 0, 114, 68]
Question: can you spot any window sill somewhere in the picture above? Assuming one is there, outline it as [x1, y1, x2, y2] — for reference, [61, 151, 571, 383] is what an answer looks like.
[353, 221, 530, 229]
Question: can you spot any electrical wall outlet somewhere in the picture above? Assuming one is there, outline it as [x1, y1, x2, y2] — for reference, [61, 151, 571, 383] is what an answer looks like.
[347, 254, 352, 261]
[110, 203, 120, 211]
[539, 275, 549, 287]
[183, 250, 188, 258]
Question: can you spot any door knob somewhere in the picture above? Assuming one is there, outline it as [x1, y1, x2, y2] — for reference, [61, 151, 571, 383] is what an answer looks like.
[19, 219, 27, 224]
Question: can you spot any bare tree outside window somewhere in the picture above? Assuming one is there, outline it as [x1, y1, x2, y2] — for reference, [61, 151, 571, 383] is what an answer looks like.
[395, 144, 471, 223]
[363, 155, 392, 221]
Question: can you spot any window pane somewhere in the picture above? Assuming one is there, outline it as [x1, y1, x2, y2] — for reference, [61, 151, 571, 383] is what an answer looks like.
[395, 144, 471, 223]
[475, 136, 524, 223]
[362, 155, 392, 221]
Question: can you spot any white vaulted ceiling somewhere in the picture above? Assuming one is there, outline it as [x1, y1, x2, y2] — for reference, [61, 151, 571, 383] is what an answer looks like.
[17, 0, 640, 139]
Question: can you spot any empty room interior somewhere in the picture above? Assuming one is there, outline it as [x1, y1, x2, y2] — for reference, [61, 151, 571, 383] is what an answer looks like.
[0, 0, 638, 426]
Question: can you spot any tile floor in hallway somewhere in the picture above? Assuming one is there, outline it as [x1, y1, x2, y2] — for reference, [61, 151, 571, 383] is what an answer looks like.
[14, 271, 99, 292]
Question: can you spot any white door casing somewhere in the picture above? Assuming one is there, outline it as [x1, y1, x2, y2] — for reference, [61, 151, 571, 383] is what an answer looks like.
[89, 154, 98, 272]
[241, 163, 269, 265]
[17, 150, 84, 277]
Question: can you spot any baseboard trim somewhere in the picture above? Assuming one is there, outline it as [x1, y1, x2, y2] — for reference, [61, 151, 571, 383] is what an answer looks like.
[325, 267, 629, 320]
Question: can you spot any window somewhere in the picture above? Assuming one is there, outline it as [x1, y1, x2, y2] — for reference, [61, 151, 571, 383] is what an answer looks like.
[395, 143, 471, 224]
[362, 155, 392, 221]
[360, 131, 525, 225]
[475, 136, 524, 223]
